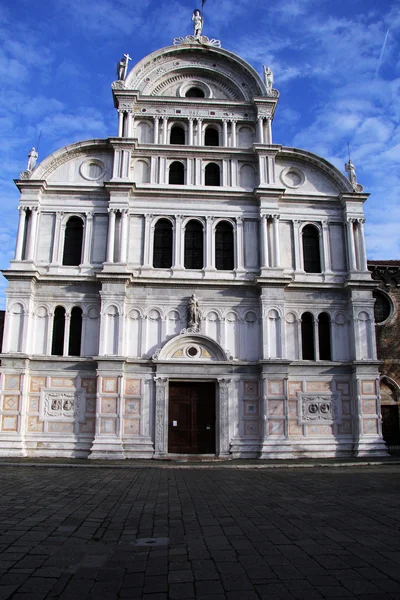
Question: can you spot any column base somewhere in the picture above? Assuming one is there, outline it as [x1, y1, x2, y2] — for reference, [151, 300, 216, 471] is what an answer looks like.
[354, 436, 389, 457]
[89, 436, 126, 459]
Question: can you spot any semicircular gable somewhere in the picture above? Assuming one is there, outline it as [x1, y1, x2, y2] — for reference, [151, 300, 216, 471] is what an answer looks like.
[277, 148, 354, 195]
[31, 140, 111, 183]
[124, 45, 265, 100]
[154, 333, 231, 362]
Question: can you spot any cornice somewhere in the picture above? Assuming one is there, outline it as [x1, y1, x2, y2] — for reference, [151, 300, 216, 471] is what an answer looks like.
[14, 179, 48, 193]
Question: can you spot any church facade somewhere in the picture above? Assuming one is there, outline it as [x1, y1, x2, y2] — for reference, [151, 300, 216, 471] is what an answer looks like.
[0, 18, 388, 459]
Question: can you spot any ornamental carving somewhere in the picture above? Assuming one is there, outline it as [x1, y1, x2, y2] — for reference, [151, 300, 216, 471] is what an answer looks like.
[173, 35, 221, 48]
[369, 265, 400, 287]
[218, 379, 231, 453]
[298, 393, 342, 425]
[154, 377, 168, 453]
[40, 389, 86, 423]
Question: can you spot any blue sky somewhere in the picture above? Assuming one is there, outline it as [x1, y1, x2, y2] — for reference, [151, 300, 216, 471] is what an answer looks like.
[0, 0, 399, 307]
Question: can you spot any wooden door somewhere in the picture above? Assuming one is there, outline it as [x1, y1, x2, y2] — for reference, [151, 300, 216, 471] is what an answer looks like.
[168, 382, 215, 454]
[382, 405, 400, 445]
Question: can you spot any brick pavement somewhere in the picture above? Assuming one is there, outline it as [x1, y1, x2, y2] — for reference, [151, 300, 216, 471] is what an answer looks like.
[0, 465, 400, 599]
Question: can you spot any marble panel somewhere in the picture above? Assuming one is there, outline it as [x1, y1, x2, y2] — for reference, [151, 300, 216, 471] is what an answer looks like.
[363, 419, 378, 434]
[337, 382, 350, 395]
[244, 381, 258, 396]
[268, 400, 284, 416]
[51, 378, 74, 388]
[125, 379, 141, 395]
[306, 381, 331, 392]
[102, 378, 117, 393]
[338, 420, 353, 435]
[268, 420, 284, 435]
[27, 417, 43, 432]
[3, 396, 19, 411]
[2, 416, 18, 431]
[86, 398, 96, 414]
[124, 419, 140, 435]
[81, 378, 96, 394]
[288, 401, 298, 417]
[30, 377, 46, 392]
[80, 419, 95, 434]
[288, 382, 302, 397]
[307, 424, 333, 435]
[4, 375, 20, 391]
[268, 380, 284, 396]
[342, 400, 351, 415]
[125, 399, 140, 414]
[48, 422, 74, 433]
[243, 401, 258, 416]
[244, 421, 259, 436]
[29, 397, 39, 412]
[289, 421, 303, 435]
[101, 398, 117, 414]
[362, 399, 376, 415]
[100, 418, 116, 434]
[361, 381, 375, 395]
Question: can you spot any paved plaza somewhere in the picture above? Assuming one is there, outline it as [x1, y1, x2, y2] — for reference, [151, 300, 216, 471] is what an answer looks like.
[0, 463, 400, 599]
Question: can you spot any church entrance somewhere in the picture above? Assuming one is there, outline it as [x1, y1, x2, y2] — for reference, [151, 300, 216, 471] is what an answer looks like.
[168, 382, 216, 454]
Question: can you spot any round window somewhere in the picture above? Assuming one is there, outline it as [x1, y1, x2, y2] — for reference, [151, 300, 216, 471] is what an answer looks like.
[187, 346, 199, 357]
[373, 290, 392, 324]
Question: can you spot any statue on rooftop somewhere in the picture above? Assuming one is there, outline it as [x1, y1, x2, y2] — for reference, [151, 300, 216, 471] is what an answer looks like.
[27, 147, 38, 171]
[116, 53, 131, 81]
[345, 159, 357, 189]
[192, 9, 203, 39]
[263, 66, 274, 91]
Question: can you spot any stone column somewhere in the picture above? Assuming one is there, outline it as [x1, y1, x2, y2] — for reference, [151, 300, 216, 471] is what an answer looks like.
[231, 120, 237, 148]
[118, 110, 124, 137]
[346, 218, 357, 271]
[272, 215, 280, 268]
[125, 110, 133, 137]
[196, 119, 203, 146]
[14, 207, 27, 260]
[63, 313, 71, 356]
[26, 207, 39, 261]
[143, 214, 153, 267]
[314, 317, 320, 360]
[106, 209, 116, 263]
[205, 215, 215, 270]
[260, 215, 269, 268]
[265, 118, 272, 144]
[357, 218, 368, 271]
[82, 212, 93, 267]
[154, 376, 169, 456]
[188, 118, 194, 146]
[293, 220, 301, 271]
[218, 378, 231, 457]
[235, 217, 245, 271]
[321, 220, 331, 273]
[162, 117, 168, 145]
[257, 117, 264, 144]
[153, 116, 160, 144]
[119, 209, 129, 263]
[222, 120, 228, 147]
[173, 215, 184, 269]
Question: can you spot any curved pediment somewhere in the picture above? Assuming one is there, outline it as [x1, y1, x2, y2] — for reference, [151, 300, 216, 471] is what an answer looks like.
[153, 332, 232, 362]
[124, 45, 266, 101]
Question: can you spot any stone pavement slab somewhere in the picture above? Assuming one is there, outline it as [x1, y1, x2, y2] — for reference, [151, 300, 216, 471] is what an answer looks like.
[0, 465, 399, 599]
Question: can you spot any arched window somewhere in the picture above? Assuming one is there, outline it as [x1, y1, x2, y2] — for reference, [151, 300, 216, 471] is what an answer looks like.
[169, 161, 184, 185]
[302, 225, 321, 273]
[215, 221, 234, 270]
[63, 217, 83, 266]
[301, 312, 315, 360]
[318, 312, 331, 360]
[153, 219, 173, 268]
[205, 163, 220, 186]
[205, 126, 219, 147]
[184, 220, 203, 269]
[68, 307, 83, 357]
[170, 125, 185, 145]
[52, 306, 66, 356]
[186, 87, 205, 98]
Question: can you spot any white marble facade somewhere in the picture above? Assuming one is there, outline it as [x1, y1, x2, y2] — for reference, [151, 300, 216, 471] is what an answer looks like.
[0, 32, 387, 459]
